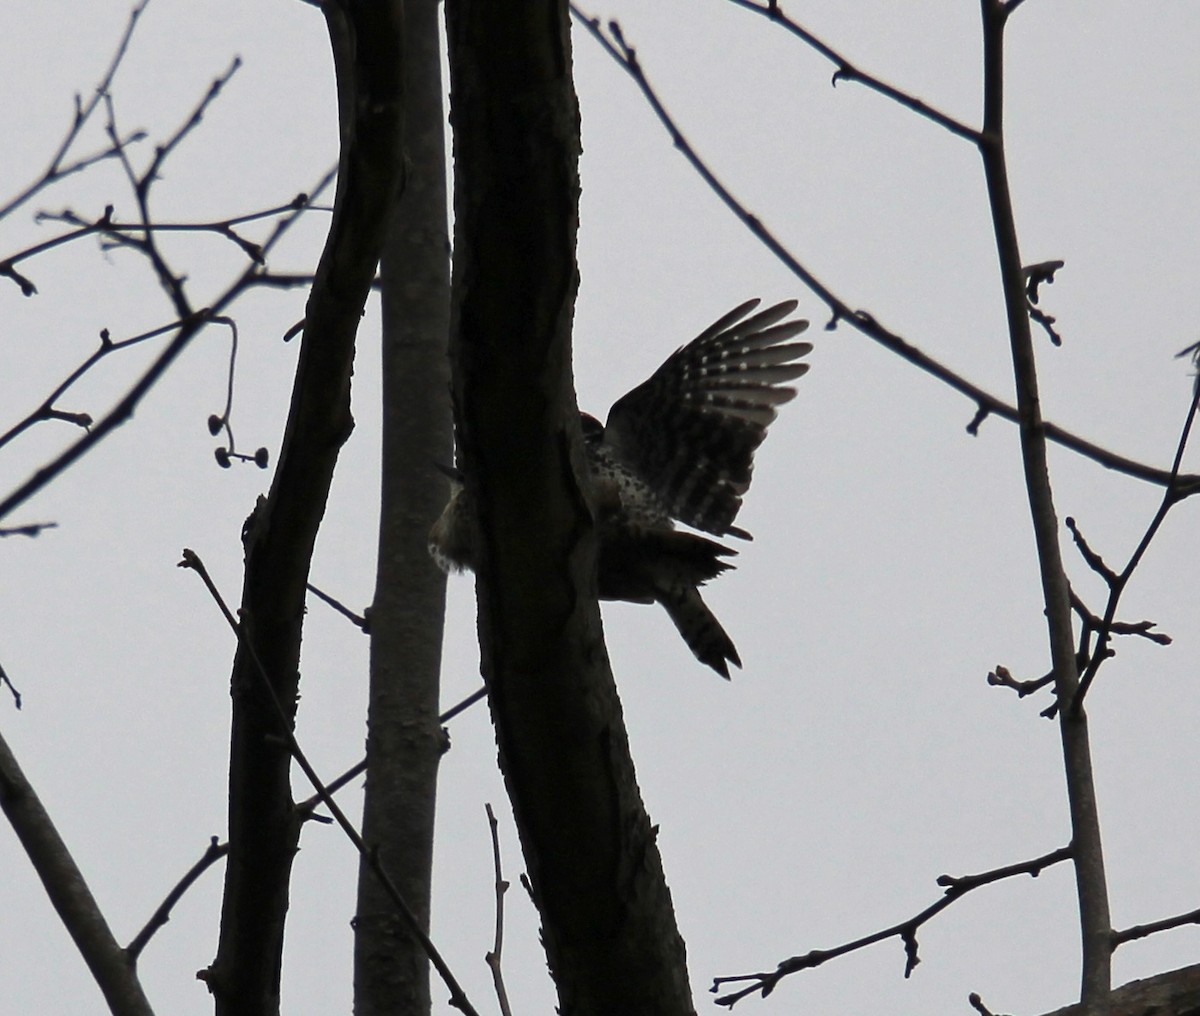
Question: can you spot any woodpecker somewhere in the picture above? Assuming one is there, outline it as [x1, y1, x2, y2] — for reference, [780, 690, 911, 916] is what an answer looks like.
[429, 298, 811, 677]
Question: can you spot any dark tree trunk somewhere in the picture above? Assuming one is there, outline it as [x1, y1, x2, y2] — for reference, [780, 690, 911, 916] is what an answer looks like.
[206, 4, 406, 1014]
[443, 2, 695, 1012]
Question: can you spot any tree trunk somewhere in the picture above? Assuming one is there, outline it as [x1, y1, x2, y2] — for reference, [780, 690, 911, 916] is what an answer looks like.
[353, 0, 452, 1011]
[207, 4, 406, 1014]
[443, 2, 695, 1012]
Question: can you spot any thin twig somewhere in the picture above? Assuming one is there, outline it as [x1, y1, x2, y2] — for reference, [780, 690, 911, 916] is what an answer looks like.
[306, 582, 370, 632]
[179, 550, 481, 1016]
[0, 660, 21, 709]
[139, 57, 243, 204]
[1064, 517, 1117, 585]
[0, 522, 58, 539]
[8, 196, 313, 283]
[295, 759, 369, 819]
[439, 686, 487, 722]
[126, 837, 227, 964]
[295, 685, 489, 820]
[968, 993, 1005, 1016]
[1070, 380, 1200, 712]
[484, 804, 514, 1016]
[1024, 259, 1065, 346]
[0, 312, 214, 452]
[986, 662, 1054, 699]
[722, 0, 981, 142]
[1112, 905, 1200, 948]
[0, 168, 334, 524]
[711, 845, 1071, 1006]
[0, 0, 150, 223]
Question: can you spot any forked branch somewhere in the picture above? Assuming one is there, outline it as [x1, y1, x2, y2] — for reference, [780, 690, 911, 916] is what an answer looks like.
[568, 7, 1195, 491]
[179, 550, 481, 1016]
[711, 845, 1071, 1007]
[977, 0, 1110, 1003]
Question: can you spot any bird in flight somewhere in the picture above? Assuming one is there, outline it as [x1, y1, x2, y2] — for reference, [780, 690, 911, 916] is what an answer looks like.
[430, 298, 811, 677]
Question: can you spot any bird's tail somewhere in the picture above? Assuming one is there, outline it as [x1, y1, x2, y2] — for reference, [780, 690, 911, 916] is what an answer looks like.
[657, 585, 741, 679]
[597, 526, 735, 602]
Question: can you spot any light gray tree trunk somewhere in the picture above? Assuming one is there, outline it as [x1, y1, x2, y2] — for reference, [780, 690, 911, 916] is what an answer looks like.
[353, 0, 452, 1012]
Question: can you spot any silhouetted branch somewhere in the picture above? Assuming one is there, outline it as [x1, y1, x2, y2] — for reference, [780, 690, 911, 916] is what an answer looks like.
[20, 197, 314, 277]
[0, 728, 154, 1014]
[135, 57, 243, 209]
[179, 550, 481, 1016]
[1113, 906, 1200, 948]
[0, 313, 206, 453]
[126, 837, 227, 965]
[244, 271, 378, 292]
[722, 0, 981, 142]
[977, 1, 1111, 1002]
[246, 272, 318, 289]
[0, 0, 149, 224]
[712, 845, 1072, 1007]
[569, 7, 1195, 491]
[0, 168, 333, 524]
[0, 311, 208, 522]
[306, 582, 370, 632]
[0, 660, 20, 709]
[439, 686, 487, 722]
[296, 759, 369, 820]
[1064, 518, 1117, 585]
[1024, 260, 1065, 346]
[1027, 304, 1060, 347]
[485, 803, 514, 1016]
[0, 259, 38, 296]
[987, 662, 1055, 699]
[0, 521, 58, 539]
[1069, 379, 1199, 713]
[294, 684, 486, 824]
[968, 993, 1006, 1016]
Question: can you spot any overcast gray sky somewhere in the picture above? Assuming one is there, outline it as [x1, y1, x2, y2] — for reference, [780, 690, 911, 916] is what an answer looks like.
[2, 2, 1198, 1014]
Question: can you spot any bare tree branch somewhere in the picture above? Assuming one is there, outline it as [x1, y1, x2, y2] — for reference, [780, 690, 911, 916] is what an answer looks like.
[712, 845, 1072, 1007]
[977, 1, 1110, 1003]
[0, 168, 332, 524]
[0, 522, 58, 539]
[126, 837, 227, 965]
[0, 660, 19, 709]
[0, 728, 155, 1015]
[180, 550, 481, 1016]
[722, 0, 981, 142]
[1, 203, 281, 295]
[569, 7, 1197, 492]
[305, 582, 370, 632]
[485, 804, 515, 1016]
[0, 0, 150, 223]
[1113, 907, 1200, 948]
[0, 314, 224, 453]
[1067, 389, 1198, 711]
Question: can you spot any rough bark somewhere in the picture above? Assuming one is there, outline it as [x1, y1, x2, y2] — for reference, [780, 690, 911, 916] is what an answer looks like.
[206, 4, 406, 1014]
[443, 1, 695, 1013]
[353, 0, 452, 1011]
[1040, 963, 1200, 1016]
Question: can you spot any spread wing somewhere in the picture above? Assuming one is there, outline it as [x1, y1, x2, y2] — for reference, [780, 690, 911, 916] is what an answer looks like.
[603, 299, 811, 538]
